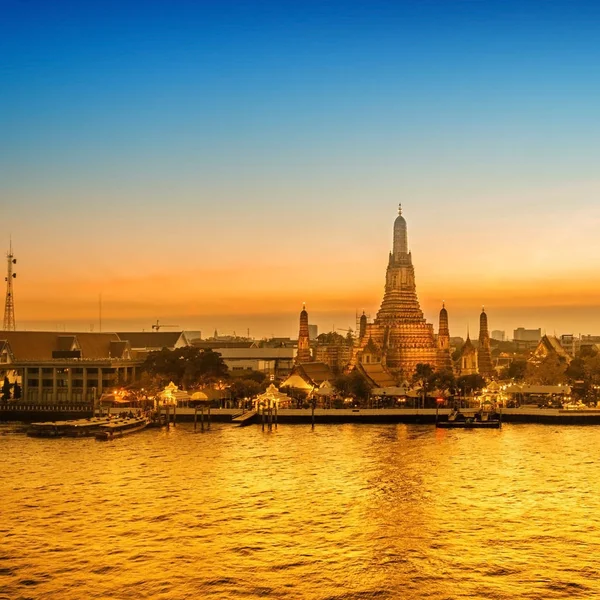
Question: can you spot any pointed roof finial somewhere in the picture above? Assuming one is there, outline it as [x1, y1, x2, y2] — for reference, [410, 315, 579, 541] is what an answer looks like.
[482, 305, 485, 313]
[442, 300, 445, 309]
[398, 203, 402, 216]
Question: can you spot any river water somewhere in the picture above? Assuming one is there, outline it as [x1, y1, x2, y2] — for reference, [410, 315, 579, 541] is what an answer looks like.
[2, 423, 600, 599]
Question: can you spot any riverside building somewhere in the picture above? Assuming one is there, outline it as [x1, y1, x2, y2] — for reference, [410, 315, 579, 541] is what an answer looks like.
[0, 332, 143, 404]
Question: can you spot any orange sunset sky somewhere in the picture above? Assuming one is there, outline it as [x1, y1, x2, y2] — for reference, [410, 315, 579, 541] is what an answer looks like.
[4, 2, 600, 338]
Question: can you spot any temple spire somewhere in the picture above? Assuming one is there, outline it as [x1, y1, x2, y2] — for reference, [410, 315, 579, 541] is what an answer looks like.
[478, 305, 494, 378]
[393, 204, 408, 257]
[296, 303, 311, 363]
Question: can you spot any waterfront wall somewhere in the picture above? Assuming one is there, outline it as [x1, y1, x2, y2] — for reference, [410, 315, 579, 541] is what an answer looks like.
[4, 405, 600, 425]
[151, 407, 600, 425]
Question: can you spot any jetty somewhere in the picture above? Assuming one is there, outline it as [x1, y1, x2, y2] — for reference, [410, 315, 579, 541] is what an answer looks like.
[232, 410, 258, 426]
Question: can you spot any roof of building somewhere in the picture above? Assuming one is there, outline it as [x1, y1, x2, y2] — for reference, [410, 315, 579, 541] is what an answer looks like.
[217, 347, 295, 359]
[532, 335, 572, 363]
[296, 362, 334, 386]
[505, 384, 571, 394]
[460, 336, 477, 356]
[116, 331, 187, 350]
[279, 373, 314, 390]
[0, 331, 122, 361]
[193, 340, 257, 349]
[357, 363, 396, 387]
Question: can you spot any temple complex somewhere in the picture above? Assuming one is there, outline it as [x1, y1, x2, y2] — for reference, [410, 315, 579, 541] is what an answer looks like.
[295, 303, 312, 363]
[354, 206, 440, 377]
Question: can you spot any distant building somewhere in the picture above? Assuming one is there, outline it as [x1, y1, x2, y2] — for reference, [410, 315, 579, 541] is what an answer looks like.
[491, 330, 505, 341]
[116, 331, 193, 356]
[215, 347, 295, 379]
[308, 324, 318, 341]
[513, 328, 542, 342]
[558, 334, 600, 356]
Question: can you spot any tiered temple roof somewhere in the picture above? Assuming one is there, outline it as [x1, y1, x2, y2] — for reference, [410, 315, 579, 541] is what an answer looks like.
[354, 206, 440, 376]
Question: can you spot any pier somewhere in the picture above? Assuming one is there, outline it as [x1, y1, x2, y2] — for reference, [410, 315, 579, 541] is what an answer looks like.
[232, 409, 258, 426]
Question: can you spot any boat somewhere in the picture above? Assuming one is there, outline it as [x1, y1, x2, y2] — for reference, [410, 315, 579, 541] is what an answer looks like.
[28, 416, 113, 438]
[95, 415, 150, 441]
[436, 408, 501, 429]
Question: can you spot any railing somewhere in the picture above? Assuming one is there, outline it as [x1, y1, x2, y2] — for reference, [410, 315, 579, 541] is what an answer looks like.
[0, 404, 93, 411]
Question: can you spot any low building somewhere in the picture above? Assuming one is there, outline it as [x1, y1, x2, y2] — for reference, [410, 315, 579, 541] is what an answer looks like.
[215, 347, 295, 379]
[0, 331, 143, 405]
[280, 362, 334, 391]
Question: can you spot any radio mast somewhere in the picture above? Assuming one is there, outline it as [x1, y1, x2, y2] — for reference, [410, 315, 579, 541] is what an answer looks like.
[3, 240, 16, 331]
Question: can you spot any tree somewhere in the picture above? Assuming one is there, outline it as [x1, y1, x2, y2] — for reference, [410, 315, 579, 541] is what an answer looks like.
[348, 371, 370, 401]
[333, 374, 352, 398]
[141, 348, 228, 389]
[229, 379, 263, 400]
[525, 355, 567, 386]
[1, 376, 11, 401]
[13, 381, 21, 400]
[412, 363, 435, 385]
[429, 369, 456, 394]
[502, 359, 527, 381]
[565, 358, 586, 382]
[456, 374, 486, 395]
[316, 332, 346, 345]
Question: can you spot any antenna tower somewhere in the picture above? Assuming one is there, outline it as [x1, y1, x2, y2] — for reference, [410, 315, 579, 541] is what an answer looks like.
[3, 240, 17, 331]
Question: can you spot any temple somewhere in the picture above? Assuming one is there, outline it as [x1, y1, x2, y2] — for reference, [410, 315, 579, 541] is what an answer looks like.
[477, 307, 494, 378]
[353, 205, 441, 377]
[295, 303, 312, 363]
[436, 303, 453, 371]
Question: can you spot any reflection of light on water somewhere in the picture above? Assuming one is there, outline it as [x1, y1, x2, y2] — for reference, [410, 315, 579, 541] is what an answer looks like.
[3, 424, 600, 598]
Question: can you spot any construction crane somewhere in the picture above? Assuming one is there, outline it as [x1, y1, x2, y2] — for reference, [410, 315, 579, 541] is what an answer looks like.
[152, 320, 179, 331]
[335, 327, 356, 339]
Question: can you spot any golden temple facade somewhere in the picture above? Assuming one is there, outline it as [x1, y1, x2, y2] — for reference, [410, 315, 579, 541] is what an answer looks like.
[354, 206, 447, 377]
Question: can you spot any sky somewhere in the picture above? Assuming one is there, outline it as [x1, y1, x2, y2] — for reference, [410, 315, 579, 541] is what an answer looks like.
[2, 0, 600, 338]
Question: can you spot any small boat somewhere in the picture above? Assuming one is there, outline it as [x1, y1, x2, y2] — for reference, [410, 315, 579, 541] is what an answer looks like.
[28, 416, 112, 438]
[95, 415, 150, 441]
[436, 408, 501, 429]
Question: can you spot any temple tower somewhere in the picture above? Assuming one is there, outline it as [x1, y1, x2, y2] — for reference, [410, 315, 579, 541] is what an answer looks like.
[358, 311, 367, 340]
[436, 302, 453, 371]
[477, 307, 494, 378]
[458, 332, 478, 375]
[354, 205, 438, 376]
[3, 241, 16, 331]
[295, 303, 311, 363]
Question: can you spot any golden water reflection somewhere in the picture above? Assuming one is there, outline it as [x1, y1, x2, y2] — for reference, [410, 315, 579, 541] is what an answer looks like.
[2, 424, 600, 599]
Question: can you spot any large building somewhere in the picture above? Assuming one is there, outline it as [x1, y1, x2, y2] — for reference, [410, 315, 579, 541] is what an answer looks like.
[353, 206, 441, 377]
[0, 331, 142, 404]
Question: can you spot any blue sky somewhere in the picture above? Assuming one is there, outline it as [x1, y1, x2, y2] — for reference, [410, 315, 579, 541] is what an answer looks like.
[2, 0, 600, 336]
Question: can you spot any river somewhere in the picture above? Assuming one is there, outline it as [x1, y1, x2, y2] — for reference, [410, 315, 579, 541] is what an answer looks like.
[1, 423, 599, 599]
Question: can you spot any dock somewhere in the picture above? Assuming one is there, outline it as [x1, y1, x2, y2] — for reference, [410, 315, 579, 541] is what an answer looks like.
[231, 410, 258, 426]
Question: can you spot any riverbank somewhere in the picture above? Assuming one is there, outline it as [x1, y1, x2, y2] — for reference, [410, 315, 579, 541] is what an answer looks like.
[4, 406, 600, 425]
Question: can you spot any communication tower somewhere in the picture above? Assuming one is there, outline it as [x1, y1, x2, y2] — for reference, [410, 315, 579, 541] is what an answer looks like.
[3, 240, 17, 331]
